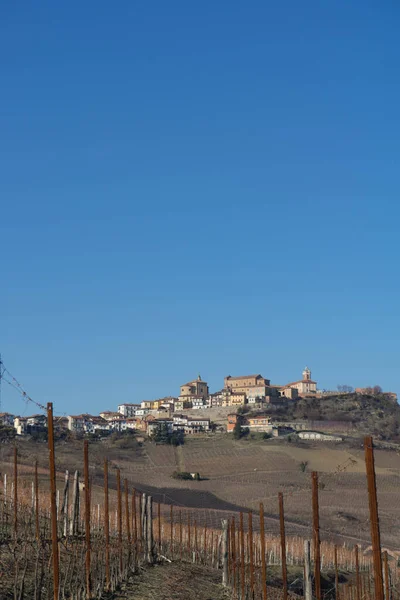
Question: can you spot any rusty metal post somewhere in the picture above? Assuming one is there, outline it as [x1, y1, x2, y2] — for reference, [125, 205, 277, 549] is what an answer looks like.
[279, 492, 288, 600]
[249, 511, 255, 596]
[83, 440, 91, 598]
[104, 459, 110, 590]
[13, 445, 18, 538]
[240, 512, 245, 600]
[355, 545, 361, 600]
[365, 436, 384, 600]
[35, 459, 40, 540]
[116, 468, 123, 573]
[47, 403, 60, 600]
[335, 545, 339, 600]
[170, 504, 174, 557]
[312, 471, 321, 600]
[259, 503, 267, 600]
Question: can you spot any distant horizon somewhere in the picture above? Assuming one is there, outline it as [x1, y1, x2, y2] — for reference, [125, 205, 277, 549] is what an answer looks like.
[1, 357, 396, 417]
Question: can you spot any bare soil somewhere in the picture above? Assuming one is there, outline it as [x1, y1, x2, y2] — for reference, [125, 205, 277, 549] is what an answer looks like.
[111, 562, 230, 600]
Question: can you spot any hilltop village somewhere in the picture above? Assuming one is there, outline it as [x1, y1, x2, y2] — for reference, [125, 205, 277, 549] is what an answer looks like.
[2, 368, 397, 442]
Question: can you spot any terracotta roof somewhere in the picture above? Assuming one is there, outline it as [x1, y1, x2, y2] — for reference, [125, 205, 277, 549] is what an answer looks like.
[286, 380, 317, 386]
[225, 374, 263, 381]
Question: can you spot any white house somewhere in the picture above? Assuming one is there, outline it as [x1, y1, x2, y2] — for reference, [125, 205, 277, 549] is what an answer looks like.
[118, 403, 141, 417]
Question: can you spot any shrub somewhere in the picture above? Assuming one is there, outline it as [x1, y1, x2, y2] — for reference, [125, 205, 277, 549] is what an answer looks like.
[171, 471, 200, 481]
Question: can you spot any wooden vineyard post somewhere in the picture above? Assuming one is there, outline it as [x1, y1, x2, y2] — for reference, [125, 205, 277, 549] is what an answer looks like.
[222, 519, 229, 587]
[187, 513, 191, 559]
[83, 440, 91, 598]
[194, 520, 198, 563]
[203, 521, 207, 564]
[365, 436, 384, 600]
[170, 504, 174, 557]
[139, 493, 144, 553]
[248, 511, 255, 597]
[335, 545, 339, 600]
[179, 509, 182, 560]
[133, 490, 137, 551]
[146, 494, 154, 564]
[304, 540, 312, 600]
[13, 445, 18, 538]
[35, 460, 40, 540]
[240, 512, 245, 600]
[157, 501, 161, 555]
[355, 545, 361, 600]
[62, 470, 69, 538]
[124, 479, 131, 567]
[47, 402, 60, 600]
[259, 503, 267, 600]
[70, 470, 80, 536]
[104, 459, 110, 590]
[231, 517, 237, 594]
[117, 469, 123, 573]
[279, 492, 288, 600]
[383, 551, 390, 600]
[312, 472, 321, 600]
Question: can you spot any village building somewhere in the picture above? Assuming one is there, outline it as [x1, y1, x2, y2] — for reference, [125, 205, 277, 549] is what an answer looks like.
[222, 391, 247, 407]
[224, 374, 271, 397]
[209, 390, 225, 407]
[0, 412, 15, 427]
[118, 403, 141, 417]
[99, 411, 121, 421]
[285, 368, 317, 396]
[227, 413, 272, 433]
[14, 416, 28, 436]
[179, 375, 209, 402]
[174, 399, 192, 411]
[67, 415, 86, 433]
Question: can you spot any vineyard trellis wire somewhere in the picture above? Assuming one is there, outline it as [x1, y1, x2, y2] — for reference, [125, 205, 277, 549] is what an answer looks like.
[0, 403, 398, 600]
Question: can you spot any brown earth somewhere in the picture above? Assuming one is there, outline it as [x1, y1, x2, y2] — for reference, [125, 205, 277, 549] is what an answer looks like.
[111, 562, 230, 600]
[2, 432, 400, 549]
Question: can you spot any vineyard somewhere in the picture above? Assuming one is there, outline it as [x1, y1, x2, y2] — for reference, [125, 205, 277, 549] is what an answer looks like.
[0, 403, 398, 600]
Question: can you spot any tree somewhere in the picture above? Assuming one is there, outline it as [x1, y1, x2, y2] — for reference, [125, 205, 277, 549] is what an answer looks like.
[373, 385, 383, 395]
[233, 419, 243, 440]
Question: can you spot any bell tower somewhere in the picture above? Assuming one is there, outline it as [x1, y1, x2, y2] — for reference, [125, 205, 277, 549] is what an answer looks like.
[303, 367, 311, 381]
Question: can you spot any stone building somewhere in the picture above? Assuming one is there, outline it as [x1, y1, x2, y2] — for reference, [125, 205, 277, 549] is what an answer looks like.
[285, 367, 317, 396]
[224, 374, 271, 399]
[180, 375, 209, 401]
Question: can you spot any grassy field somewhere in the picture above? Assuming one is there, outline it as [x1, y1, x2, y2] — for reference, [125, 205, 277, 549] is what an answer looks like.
[1, 432, 399, 550]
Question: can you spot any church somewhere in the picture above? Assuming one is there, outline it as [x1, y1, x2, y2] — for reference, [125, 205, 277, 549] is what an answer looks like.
[285, 367, 317, 396]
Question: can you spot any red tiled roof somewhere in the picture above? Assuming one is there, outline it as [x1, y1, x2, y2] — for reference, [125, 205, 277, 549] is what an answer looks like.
[225, 374, 263, 380]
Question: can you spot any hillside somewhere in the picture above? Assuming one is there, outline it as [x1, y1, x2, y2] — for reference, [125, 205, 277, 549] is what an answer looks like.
[262, 392, 400, 441]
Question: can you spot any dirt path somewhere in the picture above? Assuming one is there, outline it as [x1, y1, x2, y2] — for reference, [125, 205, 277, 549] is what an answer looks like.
[113, 562, 229, 600]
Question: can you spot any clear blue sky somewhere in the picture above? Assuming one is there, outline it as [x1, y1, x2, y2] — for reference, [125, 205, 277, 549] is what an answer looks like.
[1, 2, 399, 416]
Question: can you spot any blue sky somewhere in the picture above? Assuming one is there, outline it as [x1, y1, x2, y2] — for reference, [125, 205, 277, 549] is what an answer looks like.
[1, 2, 399, 416]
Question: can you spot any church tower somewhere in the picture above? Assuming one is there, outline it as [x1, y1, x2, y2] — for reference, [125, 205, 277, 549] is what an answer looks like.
[302, 367, 311, 381]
